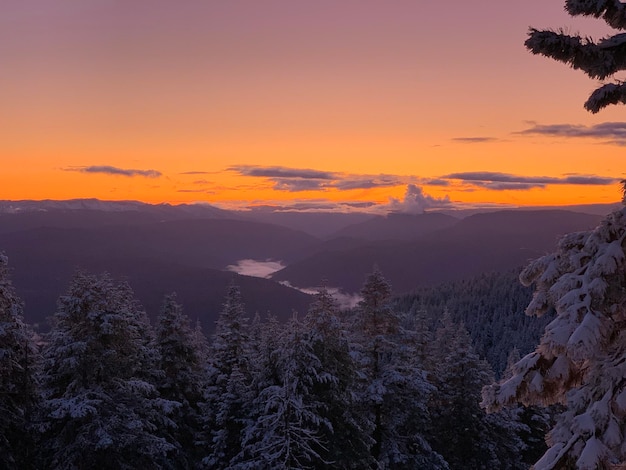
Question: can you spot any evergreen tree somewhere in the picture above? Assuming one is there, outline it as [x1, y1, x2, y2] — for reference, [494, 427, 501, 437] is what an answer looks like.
[235, 315, 331, 469]
[40, 272, 177, 469]
[428, 312, 498, 469]
[0, 254, 39, 470]
[155, 293, 207, 468]
[483, 206, 626, 469]
[354, 268, 445, 469]
[202, 282, 253, 468]
[525, 0, 626, 112]
[304, 287, 373, 469]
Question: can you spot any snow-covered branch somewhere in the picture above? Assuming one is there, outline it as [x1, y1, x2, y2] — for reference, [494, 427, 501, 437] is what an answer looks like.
[585, 81, 626, 112]
[525, 29, 626, 80]
[565, 0, 626, 30]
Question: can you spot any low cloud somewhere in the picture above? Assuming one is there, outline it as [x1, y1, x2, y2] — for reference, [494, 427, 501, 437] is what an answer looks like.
[67, 165, 162, 178]
[226, 259, 285, 278]
[518, 122, 626, 145]
[386, 184, 451, 214]
[279, 281, 362, 309]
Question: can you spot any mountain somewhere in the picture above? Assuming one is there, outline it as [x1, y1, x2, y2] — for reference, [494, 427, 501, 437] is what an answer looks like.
[242, 209, 376, 237]
[0, 202, 319, 331]
[330, 212, 458, 241]
[271, 210, 604, 293]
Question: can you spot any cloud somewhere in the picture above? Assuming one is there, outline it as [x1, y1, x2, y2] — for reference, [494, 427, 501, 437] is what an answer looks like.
[518, 122, 626, 145]
[386, 184, 451, 214]
[279, 281, 362, 309]
[443, 171, 618, 190]
[272, 178, 327, 192]
[177, 189, 214, 193]
[425, 178, 450, 186]
[334, 177, 400, 190]
[231, 165, 334, 180]
[229, 165, 416, 193]
[179, 171, 212, 175]
[226, 259, 285, 278]
[451, 137, 498, 143]
[67, 165, 162, 178]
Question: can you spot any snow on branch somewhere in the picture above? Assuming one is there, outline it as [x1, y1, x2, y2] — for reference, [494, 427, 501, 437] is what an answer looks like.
[525, 29, 626, 80]
[565, 0, 626, 30]
[585, 81, 626, 112]
[483, 207, 626, 468]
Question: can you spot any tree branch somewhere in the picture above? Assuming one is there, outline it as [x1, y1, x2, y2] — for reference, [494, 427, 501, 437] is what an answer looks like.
[525, 29, 626, 80]
[565, 0, 626, 30]
[584, 81, 626, 112]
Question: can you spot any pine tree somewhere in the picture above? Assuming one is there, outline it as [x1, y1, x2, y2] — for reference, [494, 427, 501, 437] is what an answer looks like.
[0, 254, 39, 470]
[40, 272, 177, 469]
[202, 282, 253, 468]
[428, 313, 498, 469]
[483, 206, 626, 469]
[235, 315, 331, 469]
[525, 0, 626, 112]
[303, 287, 373, 469]
[155, 293, 207, 468]
[354, 268, 445, 469]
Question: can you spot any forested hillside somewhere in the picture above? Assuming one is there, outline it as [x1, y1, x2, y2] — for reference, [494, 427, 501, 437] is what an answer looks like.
[394, 269, 554, 378]
[1, 259, 548, 469]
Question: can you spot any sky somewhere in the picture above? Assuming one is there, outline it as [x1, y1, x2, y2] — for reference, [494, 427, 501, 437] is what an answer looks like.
[2, 0, 625, 213]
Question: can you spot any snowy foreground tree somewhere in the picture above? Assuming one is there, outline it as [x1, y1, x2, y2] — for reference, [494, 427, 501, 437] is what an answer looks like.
[0, 254, 39, 470]
[40, 272, 178, 469]
[483, 206, 626, 469]
[525, 0, 626, 112]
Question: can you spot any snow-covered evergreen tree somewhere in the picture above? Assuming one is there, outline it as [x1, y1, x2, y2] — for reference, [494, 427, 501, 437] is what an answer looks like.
[0, 254, 39, 470]
[303, 287, 373, 469]
[40, 272, 177, 469]
[354, 268, 446, 469]
[483, 206, 626, 469]
[202, 282, 253, 469]
[428, 312, 500, 469]
[235, 315, 331, 469]
[155, 293, 207, 468]
[525, 0, 626, 112]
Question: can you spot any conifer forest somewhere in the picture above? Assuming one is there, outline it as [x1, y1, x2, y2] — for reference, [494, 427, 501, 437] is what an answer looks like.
[2, 204, 625, 469]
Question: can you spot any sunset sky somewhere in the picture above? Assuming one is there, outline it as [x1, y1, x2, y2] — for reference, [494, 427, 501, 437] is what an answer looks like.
[2, 0, 625, 212]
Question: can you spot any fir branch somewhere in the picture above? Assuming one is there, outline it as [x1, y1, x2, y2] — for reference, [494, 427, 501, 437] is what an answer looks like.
[584, 81, 626, 112]
[565, 0, 626, 30]
[525, 29, 626, 80]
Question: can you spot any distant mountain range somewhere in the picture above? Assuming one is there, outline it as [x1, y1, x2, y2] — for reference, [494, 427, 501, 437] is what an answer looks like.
[0, 199, 614, 331]
[271, 210, 604, 292]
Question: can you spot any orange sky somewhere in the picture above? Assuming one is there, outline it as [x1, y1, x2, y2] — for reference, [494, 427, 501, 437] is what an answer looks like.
[2, 1, 624, 212]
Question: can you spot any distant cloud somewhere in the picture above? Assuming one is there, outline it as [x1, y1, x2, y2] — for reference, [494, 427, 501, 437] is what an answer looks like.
[231, 165, 334, 180]
[180, 171, 212, 175]
[518, 122, 626, 145]
[67, 165, 162, 178]
[451, 137, 498, 143]
[386, 184, 451, 214]
[271, 178, 325, 192]
[443, 171, 618, 190]
[177, 189, 214, 193]
[425, 178, 450, 186]
[229, 165, 416, 193]
[334, 177, 399, 190]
